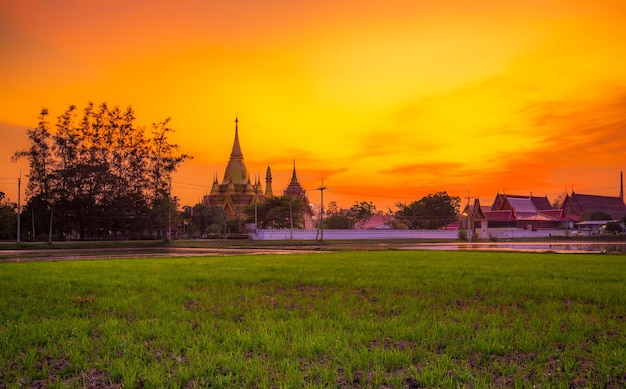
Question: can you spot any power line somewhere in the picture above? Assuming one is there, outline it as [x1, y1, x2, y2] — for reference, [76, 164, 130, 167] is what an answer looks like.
[171, 180, 211, 189]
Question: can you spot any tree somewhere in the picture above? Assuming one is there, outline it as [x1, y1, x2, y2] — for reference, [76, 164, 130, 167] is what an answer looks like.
[347, 201, 376, 229]
[0, 192, 17, 240]
[580, 210, 613, 221]
[190, 203, 226, 237]
[12, 109, 54, 200]
[551, 192, 566, 209]
[324, 214, 351, 229]
[12, 103, 192, 241]
[12, 109, 55, 241]
[326, 201, 340, 216]
[148, 118, 191, 203]
[603, 221, 623, 234]
[244, 195, 304, 229]
[394, 191, 460, 229]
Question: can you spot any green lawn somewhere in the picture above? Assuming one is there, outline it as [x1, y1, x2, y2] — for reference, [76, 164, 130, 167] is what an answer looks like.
[1, 251, 624, 388]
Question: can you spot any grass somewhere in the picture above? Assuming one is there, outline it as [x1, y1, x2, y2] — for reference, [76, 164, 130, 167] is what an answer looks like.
[1, 250, 625, 388]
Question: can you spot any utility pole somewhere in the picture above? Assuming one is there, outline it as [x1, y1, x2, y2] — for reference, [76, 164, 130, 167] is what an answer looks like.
[168, 177, 172, 241]
[289, 199, 294, 240]
[48, 205, 54, 244]
[315, 180, 328, 241]
[17, 172, 21, 243]
[465, 190, 474, 241]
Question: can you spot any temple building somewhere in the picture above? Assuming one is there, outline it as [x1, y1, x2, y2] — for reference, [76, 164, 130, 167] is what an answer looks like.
[204, 118, 267, 219]
[284, 161, 315, 228]
[204, 118, 314, 228]
[561, 172, 626, 222]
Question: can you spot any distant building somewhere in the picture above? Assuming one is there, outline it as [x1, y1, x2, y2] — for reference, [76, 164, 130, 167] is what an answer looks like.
[204, 117, 267, 219]
[460, 172, 626, 236]
[283, 161, 315, 228]
[462, 193, 563, 231]
[487, 193, 563, 230]
[204, 118, 314, 228]
[561, 172, 626, 222]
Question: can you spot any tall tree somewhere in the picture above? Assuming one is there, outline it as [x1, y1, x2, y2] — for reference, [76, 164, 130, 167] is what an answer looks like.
[324, 214, 351, 229]
[148, 118, 191, 203]
[0, 192, 17, 240]
[326, 201, 340, 216]
[244, 195, 304, 229]
[347, 201, 377, 229]
[189, 203, 226, 237]
[394, 191, 460, 229]
[12, 109, 54, 200]
[12, 109, 55, 240]
[13, 103, 192, 241]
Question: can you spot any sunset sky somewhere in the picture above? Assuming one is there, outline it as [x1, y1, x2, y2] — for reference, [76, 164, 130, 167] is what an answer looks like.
[2, 0, 626, 211]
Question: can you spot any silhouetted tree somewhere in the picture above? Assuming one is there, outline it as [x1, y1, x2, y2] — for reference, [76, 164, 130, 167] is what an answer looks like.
[12, 109, 53, 200]
[394, 191, 460, 229]
[190, 203, 226, 237]
[604, 221, 622, 234]
[347, 201, 376, 229]
[12, 109, 55, 240]
[148, 118, 191, 203]
[580, 210, 613, 221]
[326, 201, 340, 216]
[244, 195, 304, 229]
[0, 192, 17, 240]
[12, 103, 191, 241]
[324, 214, 351, 229]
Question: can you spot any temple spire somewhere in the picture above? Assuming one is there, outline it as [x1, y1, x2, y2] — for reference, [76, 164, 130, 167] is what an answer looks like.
[230, 116, 243, 159]
[290, 158, 298, 185]
[222, 115, 248, 185]
[265, 165, 274, 197]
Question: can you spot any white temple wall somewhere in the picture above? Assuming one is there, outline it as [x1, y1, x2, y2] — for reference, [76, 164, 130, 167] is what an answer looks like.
[250, 228, 567, 240]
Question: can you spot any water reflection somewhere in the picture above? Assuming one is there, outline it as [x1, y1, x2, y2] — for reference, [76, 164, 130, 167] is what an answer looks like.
[406, 242, 626, 253]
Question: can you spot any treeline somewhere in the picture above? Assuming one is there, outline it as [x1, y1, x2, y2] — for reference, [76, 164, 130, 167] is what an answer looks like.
[322, 193, 461, 230]
[12, 103, 190, 241]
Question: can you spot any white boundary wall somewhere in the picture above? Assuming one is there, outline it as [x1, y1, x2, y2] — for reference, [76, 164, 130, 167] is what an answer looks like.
[486, 228, 566, 239]
[252, 229, 458, 240]
[250, 228, 567, 240]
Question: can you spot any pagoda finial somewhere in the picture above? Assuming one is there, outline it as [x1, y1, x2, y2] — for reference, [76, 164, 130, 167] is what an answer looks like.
[229, 115, 243, 159]
[290, 158, 298, 184]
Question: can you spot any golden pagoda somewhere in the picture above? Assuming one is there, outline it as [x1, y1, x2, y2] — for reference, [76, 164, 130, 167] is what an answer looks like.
[204, 117, 266, 219]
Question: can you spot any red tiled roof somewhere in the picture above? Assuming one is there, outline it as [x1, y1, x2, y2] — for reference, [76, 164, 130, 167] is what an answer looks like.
[540, 209, 564, 219]
[563, 193, 626, 220]
[484, 210, 515, 221]
[492, 193, 552, 211]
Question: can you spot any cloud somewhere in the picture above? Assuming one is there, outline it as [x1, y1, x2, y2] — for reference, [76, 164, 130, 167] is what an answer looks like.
[378, 162, 465, 176]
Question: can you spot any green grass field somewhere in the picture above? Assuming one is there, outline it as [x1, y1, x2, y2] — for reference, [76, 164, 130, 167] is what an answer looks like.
[1, 251, 624, 388]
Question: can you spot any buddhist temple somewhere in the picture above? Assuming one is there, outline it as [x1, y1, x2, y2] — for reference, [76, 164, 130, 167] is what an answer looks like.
[561, 172, 626, 222]
[204, 118, 315, 228]
[284, 160, 315, 228]
[204, 117, 266, 219]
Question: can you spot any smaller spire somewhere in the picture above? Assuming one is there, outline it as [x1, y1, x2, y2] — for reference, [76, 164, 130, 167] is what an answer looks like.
[210, 173, 220, 195]
[265, 164, 273, 197]
[245, 174, 254, 194]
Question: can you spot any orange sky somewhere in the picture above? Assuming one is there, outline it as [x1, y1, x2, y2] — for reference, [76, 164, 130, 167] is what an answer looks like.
[2, 0, 626, 211]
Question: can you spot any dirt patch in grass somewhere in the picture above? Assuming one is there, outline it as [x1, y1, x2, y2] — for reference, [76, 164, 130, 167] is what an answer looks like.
[2, 350, 119, 388]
